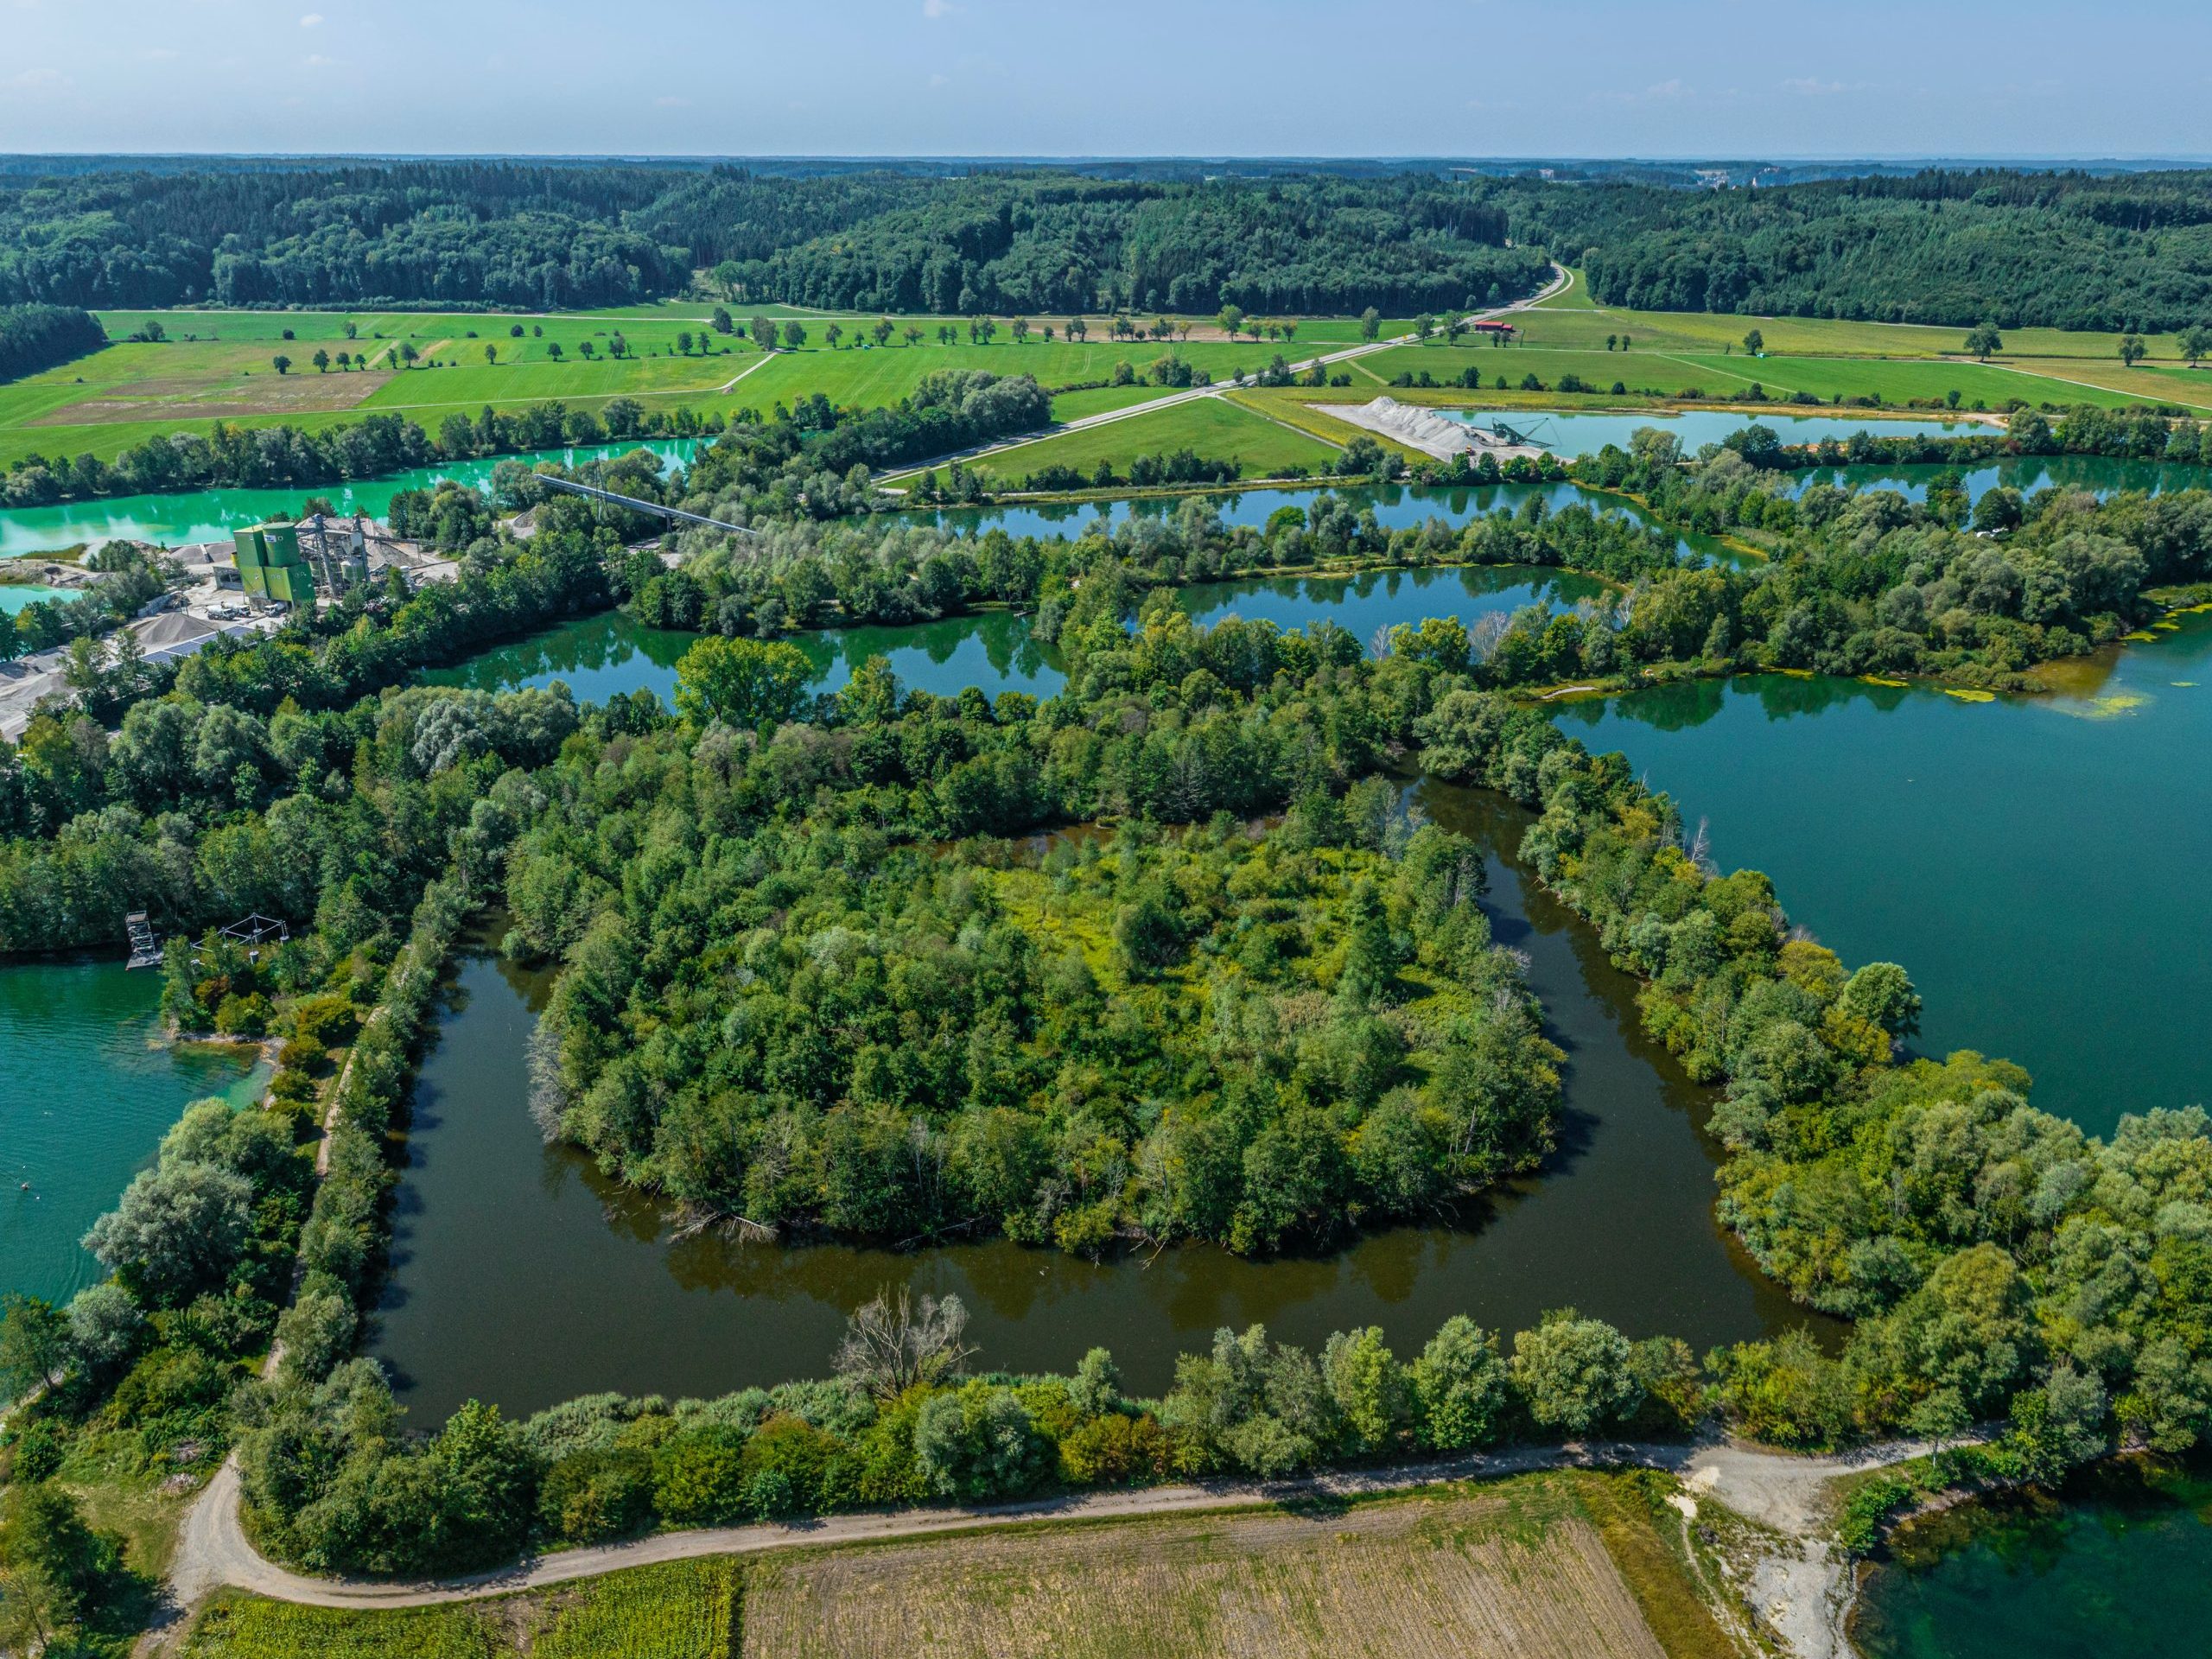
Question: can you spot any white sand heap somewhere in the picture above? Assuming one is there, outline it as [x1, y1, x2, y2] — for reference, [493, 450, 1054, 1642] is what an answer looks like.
[1314, 396, 1537, 461]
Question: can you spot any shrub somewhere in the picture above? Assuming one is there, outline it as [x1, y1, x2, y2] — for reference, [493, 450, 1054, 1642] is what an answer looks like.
[538, 1446, 656, 1543]
[912, 1381, 1046, 1501]
[1058, 1413, 1169, 1485]
[738, 1414, 833, 1516]
[652, 1427, 747, 1526]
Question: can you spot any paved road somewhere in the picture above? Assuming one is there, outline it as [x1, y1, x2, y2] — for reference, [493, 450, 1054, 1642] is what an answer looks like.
[877, 264, 1574, 484]
[162, 1423, 1933, 1659]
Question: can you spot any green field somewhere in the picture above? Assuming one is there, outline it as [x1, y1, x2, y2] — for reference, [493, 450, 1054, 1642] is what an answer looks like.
[0, 308, 1330, 470]
[1526, 271, 2208, 362]
[182, 1560, 741, 1659]
[1358, 339, 2201, 414]
[724, 337, 1294, 421]
[9, 280, 2208, 482]
[1050, 383, 1177, 421]
[960, 396, 1343, 485]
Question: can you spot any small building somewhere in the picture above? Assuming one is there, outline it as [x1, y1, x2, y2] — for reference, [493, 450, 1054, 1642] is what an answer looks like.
[1469, 320, 1516, 340]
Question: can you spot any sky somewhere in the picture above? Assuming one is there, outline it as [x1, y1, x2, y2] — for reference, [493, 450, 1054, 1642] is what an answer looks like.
[2, 0, 2208, 162]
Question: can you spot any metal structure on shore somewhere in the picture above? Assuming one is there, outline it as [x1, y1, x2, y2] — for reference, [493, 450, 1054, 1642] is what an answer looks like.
[531, 475, 758, 537]
[124, 911, 292, 969]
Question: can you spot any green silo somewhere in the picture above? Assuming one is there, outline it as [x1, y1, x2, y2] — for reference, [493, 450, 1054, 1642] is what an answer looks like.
[232, 525, 269, 598]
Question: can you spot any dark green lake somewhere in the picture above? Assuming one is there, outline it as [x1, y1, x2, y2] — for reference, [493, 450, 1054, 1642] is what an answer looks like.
[1555, 614, 2212, 1139]
[0, 960, 264, 1305]
[1853, 1459, 2212, 1659]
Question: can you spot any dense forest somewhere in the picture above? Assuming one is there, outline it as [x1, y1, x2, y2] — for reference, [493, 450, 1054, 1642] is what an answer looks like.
[16, 159, 2212, 328]
[0, 164, 1544, 315]
[719, 175, 1545, 315]
[1503, 168, 2212, 332]
[517, 641, 1561, 1256]
[0, 302, 105, 381]
[0, 164, 686, 308]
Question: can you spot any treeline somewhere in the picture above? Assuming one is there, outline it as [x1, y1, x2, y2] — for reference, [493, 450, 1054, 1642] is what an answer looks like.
[1501, 168, 2212, 332]
[0, 302, 105, 381]
[0, 677, 557, 1643]
[638, 483, 1675, 640]
[235, 1296, 1707, 1578]
[663, 439, 2212, 691]
[1567, 405, 2212, 485]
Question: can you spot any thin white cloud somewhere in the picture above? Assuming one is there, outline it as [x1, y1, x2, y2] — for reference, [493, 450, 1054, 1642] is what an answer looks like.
[303, 53, 339, 67]
[1781, 76, 1848, 95]
[300, 11, 324, 26]
[928, 72, 949, 87]
[655, 94, 689, 107]
[139, 46, 181, 61]
[923, 0, 959, 17]
[12, 66, 70, 89]
[1593, 78, 1690, 105]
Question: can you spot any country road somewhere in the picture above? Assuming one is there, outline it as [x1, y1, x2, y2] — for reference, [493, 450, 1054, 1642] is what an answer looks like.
[159, 1421, 1933, 1659]
[876, 263, 1575, 484]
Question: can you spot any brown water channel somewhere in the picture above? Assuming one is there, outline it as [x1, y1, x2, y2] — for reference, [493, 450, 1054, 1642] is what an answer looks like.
[373, 780, 1815, 1421]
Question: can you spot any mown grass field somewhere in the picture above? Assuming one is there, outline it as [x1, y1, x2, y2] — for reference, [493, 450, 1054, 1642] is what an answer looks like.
[2, 312, 1319, 469]
[177, 1473, 1741, 1659]
[962, 397, 1342, 484]
[723, 337, 1294, 423]
[1527, 270, 2209, 362]
[1049, 383, 1176, 421]
[1355, 338, 2195, 414]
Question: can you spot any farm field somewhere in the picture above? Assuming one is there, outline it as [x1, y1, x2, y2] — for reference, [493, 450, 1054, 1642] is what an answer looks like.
[1527, 271, 2207, 362]
[1050, 383, 1176, 421]
[961, 396, 1343, 484]
[721, 337, 1297, 420]
[1358, 340, 2189, 413]
[175, 1475, 1739, 1659]
[12, 280, 2207, 480]
[0, 311, 1321, 470]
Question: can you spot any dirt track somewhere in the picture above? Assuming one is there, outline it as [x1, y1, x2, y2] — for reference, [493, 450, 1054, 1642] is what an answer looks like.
[161, 1430, 1935, 1658]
